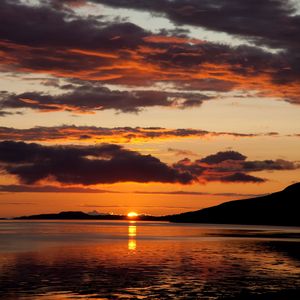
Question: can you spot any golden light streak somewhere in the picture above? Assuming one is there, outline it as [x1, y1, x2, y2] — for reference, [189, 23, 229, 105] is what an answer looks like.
[128, 222, 137, 251]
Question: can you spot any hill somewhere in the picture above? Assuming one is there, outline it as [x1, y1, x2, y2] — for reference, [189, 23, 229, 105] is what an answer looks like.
[169, 183, 300, 226]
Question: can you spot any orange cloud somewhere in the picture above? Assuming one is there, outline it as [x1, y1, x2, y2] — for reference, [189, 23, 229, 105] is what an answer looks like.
[1, 0, 300, 106]
[0, 126, 273, 144]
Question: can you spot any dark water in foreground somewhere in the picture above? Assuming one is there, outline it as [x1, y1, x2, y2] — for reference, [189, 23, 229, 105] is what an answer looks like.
[0, 221, 299, 299]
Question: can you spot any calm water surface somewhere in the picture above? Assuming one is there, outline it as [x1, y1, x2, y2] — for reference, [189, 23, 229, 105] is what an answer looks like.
[0, 220, 299, 299]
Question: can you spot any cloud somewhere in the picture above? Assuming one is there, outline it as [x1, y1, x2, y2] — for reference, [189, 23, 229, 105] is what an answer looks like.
[0, 184, 263, 198]
[0, 86, 210, 113]
[0, 185, 119, 193]
[220, 172, 265, 183]
[0, 141, 193, 185]
[0, 0, 299, 107]
[0, 125, 275, 143]
[88, 0, 300, 99]
[0, 0, 146, 50]
[0, 142, 297, 186]
[242, 159, 297, 171]
[199, 151, 247, 164]
[168, 148, 198, 157]
[132, 190, 263, 197]
[174, 151, 299, 183]
[94, 0, 300, 51]
[0, 111, 13, 117]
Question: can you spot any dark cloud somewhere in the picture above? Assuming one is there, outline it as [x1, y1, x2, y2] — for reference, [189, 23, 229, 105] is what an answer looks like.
[93, 0, 300, 87]
[94, 0, 300, 50]
[172, 78, 237, 92]
[0, 185, 118, 193]
[0, 0, 150, 86]
[0, 142, 297, 185]
[199, 151, 247, 165]
[133, 190, 208, 196]
[0, 0, 299, 105]
[0, 86, 210, 113]
[173, 151, 299, 183]
[0, 111, 13, 117]
[220, 172, 265, 183]
[242, 160, 297, 171]
[215, 192, 266, 198]
[0, 141, 193, 185]
[0, 110, 22, 117]
[173, 158, 206, 178]
[133, 190, 262, 197]
[0, 0, 146, 50]
[0, 184, 262, 198]
[146, 42, 277, 73]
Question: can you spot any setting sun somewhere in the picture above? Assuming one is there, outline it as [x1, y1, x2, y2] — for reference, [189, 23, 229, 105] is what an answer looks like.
[127, 212, 138, 218]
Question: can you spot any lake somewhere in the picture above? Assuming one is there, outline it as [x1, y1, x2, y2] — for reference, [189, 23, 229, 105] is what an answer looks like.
[0, 220, 299, 299]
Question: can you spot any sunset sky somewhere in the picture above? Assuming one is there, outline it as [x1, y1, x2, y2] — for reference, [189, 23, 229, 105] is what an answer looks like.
[0, 0, 300, 218]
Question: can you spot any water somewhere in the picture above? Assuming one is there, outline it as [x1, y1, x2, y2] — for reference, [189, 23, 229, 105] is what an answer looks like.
[0, 220, 299, 299]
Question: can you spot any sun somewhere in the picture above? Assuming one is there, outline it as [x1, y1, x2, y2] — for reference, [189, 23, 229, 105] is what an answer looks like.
[127, 211, 138, 218]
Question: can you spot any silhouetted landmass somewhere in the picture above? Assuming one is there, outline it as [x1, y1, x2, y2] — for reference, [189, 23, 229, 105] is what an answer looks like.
[15, 211, 168, 221]
[169, 183, 300, 226]
[14, 183, 300, 226]
[15, 211, 121, 220]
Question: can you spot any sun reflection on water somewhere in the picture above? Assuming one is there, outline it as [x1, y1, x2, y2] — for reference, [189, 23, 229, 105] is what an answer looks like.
[128, 221, 137, 251]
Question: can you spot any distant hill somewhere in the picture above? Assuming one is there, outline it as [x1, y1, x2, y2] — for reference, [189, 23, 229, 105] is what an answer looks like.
[15, 211, 121, 220]
[168, 183, 300, 226]
[14, 211, 167, 221]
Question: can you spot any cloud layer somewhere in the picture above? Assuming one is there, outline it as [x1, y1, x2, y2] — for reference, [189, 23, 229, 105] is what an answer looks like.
[0, 141, 192, 185]
[0, 184, 262, 198]
[0, 85, 209, 113]
[0, 125, 274, 143]
[173, 151, 299, 183]
[0, 0, 300, 117]
[0, 142, 298, 186]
